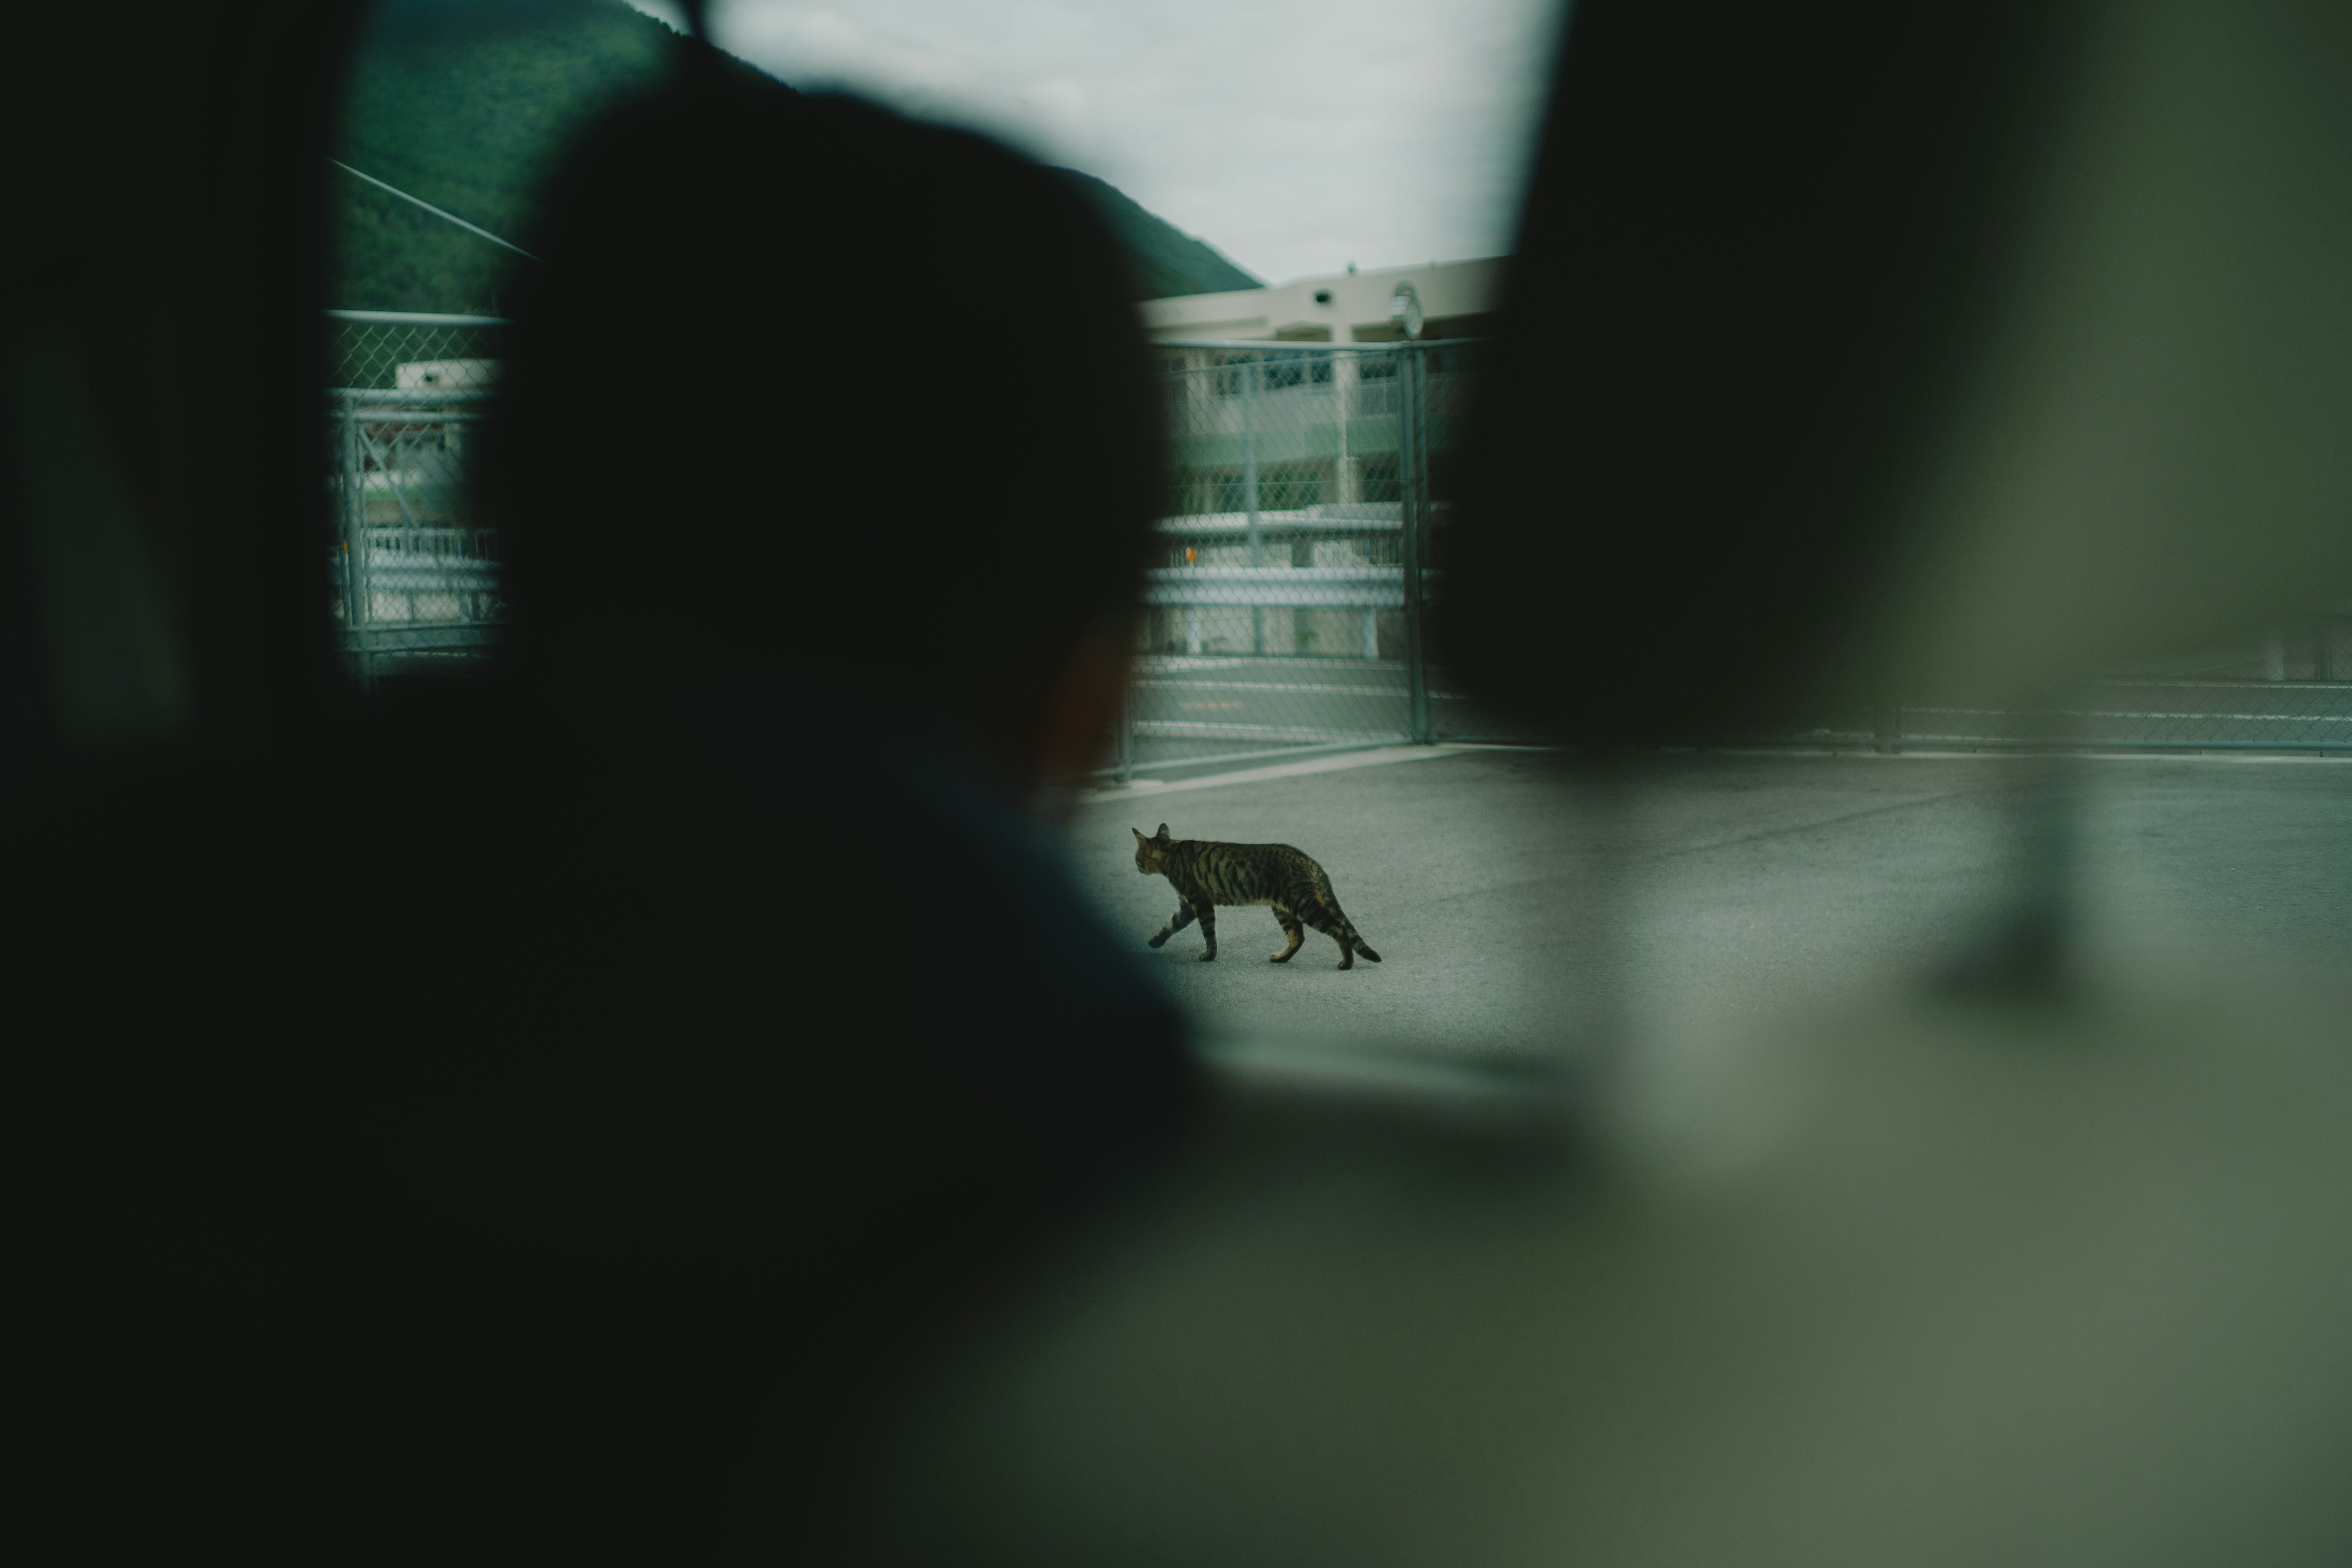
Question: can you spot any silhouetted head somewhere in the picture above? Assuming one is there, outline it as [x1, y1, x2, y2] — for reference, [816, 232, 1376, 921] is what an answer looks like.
[1132, 823, 1172, 874]
[483, 64, 1166, 789]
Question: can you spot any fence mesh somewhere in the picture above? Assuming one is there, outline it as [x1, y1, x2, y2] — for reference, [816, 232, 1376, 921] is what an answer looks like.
[1126, 339, 1540, 774]
[326, 313, 507, 684]
[320, 314, 2350, 755]
[1126, 339, 2349, 769]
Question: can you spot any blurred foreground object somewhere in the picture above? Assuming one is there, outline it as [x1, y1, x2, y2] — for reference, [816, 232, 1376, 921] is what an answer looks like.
[9, 24, 1193, 1567]
[864, 965, 2352, 1567]
[1445, 1, 2352, 741]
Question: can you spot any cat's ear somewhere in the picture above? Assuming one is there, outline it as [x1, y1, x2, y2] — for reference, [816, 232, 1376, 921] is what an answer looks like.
[1131, 827, 1147, 842]
[1155, 824, 1171, 842]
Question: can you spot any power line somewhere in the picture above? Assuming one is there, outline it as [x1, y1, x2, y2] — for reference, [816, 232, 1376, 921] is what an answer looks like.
[330, 159, 538, 260]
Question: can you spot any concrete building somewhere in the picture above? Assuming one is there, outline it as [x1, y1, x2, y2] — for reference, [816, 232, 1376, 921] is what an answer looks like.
[394, 358, 499, 393]
[1139, 257, 1504, 345]
[1138, 259, 1502, 660]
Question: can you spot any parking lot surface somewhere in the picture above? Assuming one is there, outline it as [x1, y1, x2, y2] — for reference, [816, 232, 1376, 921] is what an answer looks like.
[1065, 747, 2352, 1057]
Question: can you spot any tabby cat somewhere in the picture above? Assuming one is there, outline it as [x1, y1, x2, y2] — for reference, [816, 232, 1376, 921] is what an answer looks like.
[1131, 823, 1383, 969]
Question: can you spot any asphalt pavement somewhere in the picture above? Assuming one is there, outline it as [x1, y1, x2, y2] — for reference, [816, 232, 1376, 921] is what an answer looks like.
[1123, 654, 2352, 767]
[1126, 655, 1536, 767]
[1064, 747, 2352, 1057]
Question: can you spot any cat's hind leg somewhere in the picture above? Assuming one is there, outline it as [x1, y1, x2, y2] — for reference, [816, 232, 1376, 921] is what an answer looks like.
[1269, 905, 1305, 963]
[1300, 898, 1357, 969]
[1147, 900, 1197, 949]
[1195, 902, 1218, 960]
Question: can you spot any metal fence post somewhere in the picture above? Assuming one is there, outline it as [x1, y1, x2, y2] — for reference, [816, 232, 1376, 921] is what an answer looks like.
[1243, 353, 1263, 655]
[1334, 347, 1352, 505]
[1345, 347, 1375, 659]
[1117, 686, 1135, 783]
[1400, 344, 1433, 744]
[339, 390, 374, 691]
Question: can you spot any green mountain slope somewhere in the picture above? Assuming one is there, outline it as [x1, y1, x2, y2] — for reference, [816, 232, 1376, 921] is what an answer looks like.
[334, 0, 677, 313]
[1057, 170, 1259, 300]
[334, 0, 1259, 312]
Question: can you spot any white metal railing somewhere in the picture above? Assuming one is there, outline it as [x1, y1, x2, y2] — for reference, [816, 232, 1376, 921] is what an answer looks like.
[1143, 565, 1433, 611]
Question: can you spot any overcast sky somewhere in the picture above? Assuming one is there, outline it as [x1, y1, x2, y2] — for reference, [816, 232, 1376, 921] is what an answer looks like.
[626, 0, 1566, 285]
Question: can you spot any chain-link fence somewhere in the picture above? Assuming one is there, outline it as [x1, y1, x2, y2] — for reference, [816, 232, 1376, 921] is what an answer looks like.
[321, 314, 2350, 755]
[1121, 338, 2350, 770]
[326, 310, 507, 685]
[1117, 338, 1541, 776]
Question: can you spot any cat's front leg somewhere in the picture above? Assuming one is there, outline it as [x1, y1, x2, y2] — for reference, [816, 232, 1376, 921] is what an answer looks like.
[1147, 900, 1197, 949]
[1270, 907, 1305, 963]
[1195, 902, 1217, 960]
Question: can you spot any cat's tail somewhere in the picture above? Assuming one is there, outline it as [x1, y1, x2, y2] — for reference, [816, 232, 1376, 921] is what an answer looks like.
[1319, 894, 1381, 962]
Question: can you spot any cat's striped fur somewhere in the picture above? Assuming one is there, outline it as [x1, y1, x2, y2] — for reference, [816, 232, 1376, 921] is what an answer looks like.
[1132, 823, 1382, 969]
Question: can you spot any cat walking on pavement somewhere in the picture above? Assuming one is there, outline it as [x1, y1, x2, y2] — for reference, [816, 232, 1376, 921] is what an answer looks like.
[1132, 823, 1383, 970]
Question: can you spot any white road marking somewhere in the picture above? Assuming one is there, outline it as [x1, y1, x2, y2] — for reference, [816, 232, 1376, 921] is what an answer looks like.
[1082, 743, 1509, 801]
[1693, 747, 2350, 764]
[1080, 743, 2346, 807]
